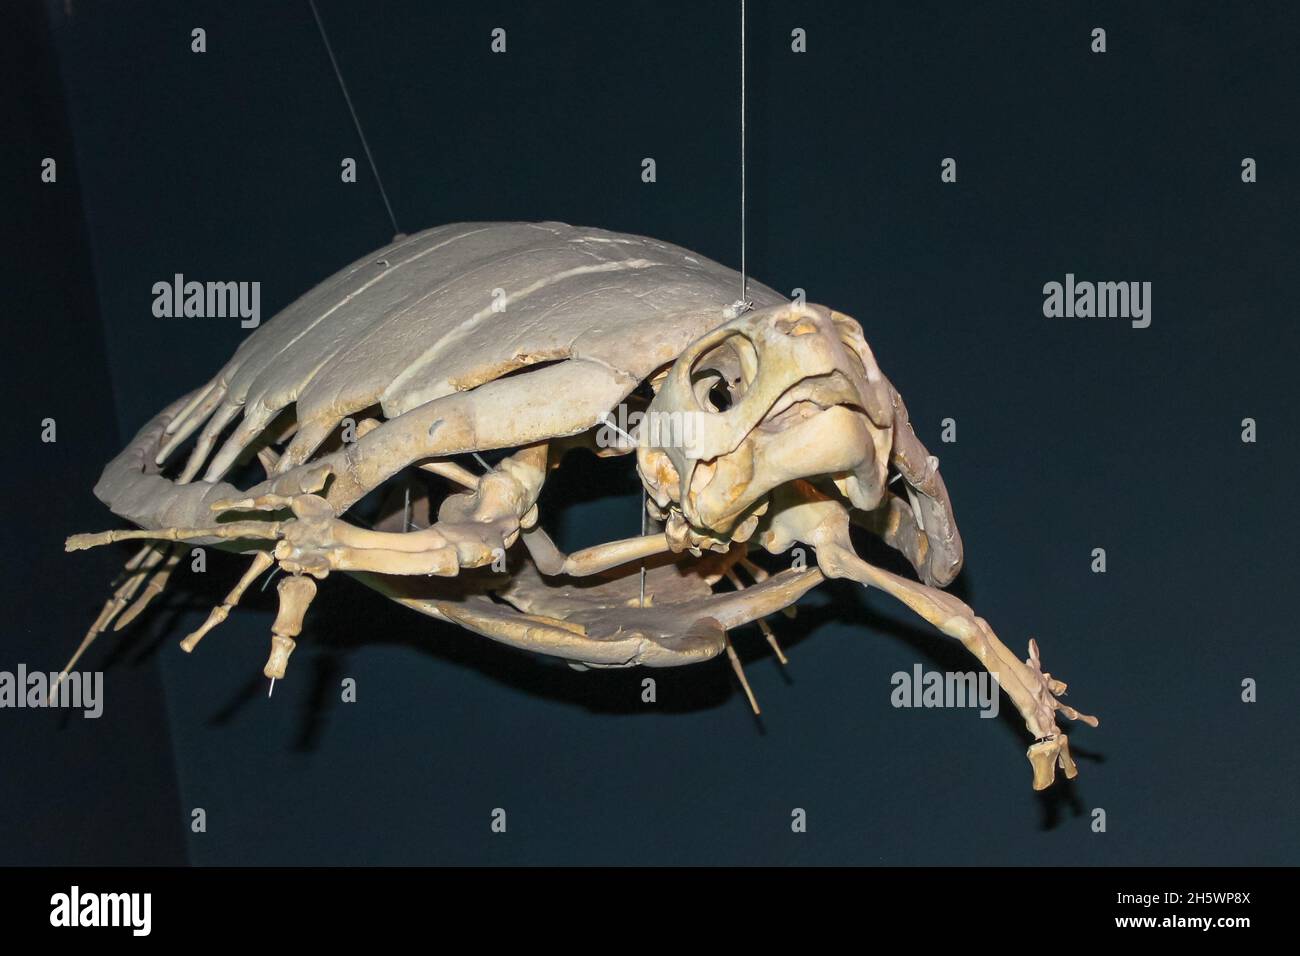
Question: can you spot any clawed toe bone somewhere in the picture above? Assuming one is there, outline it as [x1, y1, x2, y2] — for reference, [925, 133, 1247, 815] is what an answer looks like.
[1027, 735, 1078, 790]
[1019, 638, 1098, 789]
[179, 552, 319, 682]
[264, 574, 317, 679]
[180, 551, 275, 652]
[53, 544, 169, 689]
[1025, 637, 1098, 729]
[113, 546, 181, 631]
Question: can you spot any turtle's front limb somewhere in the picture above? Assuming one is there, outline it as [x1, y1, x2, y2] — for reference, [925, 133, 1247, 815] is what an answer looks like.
[818, 540, 1098, 789]
[764, 483, 1098, 790]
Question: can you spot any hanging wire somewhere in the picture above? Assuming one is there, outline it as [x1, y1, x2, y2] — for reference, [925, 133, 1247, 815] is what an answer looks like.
[308, 0, 401, 237]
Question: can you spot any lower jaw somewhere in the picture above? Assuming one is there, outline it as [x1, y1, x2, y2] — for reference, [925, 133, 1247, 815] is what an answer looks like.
[671, 497, 770, 553]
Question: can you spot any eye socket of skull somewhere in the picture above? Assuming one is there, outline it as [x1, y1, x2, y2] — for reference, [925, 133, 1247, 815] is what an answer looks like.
[687, 332, 758, 414]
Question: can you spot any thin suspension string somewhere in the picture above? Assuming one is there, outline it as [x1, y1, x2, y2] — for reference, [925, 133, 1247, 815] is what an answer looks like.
[308, 0, 401, 238]
[276, 0, 404, 690]
[639, 489, 647, 607]
[645, 4, 750, 610]
[740, 0, 748, 301]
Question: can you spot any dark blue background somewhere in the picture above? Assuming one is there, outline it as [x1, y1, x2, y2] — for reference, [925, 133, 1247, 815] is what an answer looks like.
[5, 0, 1296, 864]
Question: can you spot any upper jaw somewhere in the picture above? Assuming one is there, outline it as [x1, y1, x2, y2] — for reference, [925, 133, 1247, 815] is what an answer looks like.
[688, 404, 877, 529]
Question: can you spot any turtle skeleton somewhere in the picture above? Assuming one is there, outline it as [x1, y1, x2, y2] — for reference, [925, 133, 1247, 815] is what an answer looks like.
[64, 221, 1096, 790]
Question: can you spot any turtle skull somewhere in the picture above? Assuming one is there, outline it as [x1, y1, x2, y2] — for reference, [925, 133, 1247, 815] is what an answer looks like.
[637, 303, 896, 552]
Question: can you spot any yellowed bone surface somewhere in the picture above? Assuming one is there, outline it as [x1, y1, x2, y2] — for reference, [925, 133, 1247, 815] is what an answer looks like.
[63, 222, 1096, 790]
